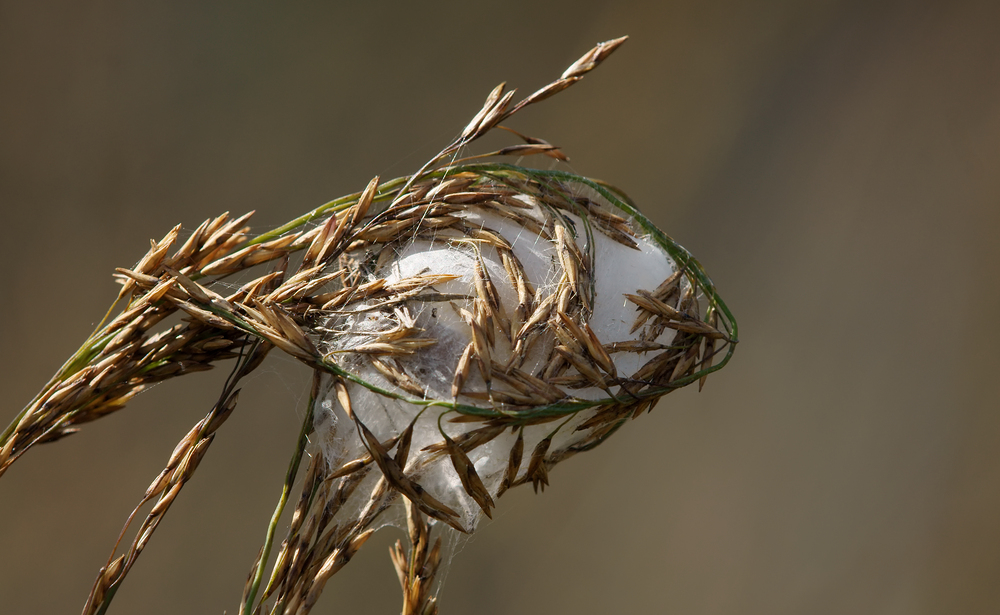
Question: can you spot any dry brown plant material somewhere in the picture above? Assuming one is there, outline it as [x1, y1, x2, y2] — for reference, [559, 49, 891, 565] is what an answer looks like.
[3, 36, 737, 615]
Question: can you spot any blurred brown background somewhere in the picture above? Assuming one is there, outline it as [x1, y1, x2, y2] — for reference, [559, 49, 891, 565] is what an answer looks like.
[3, 1, 999, 613]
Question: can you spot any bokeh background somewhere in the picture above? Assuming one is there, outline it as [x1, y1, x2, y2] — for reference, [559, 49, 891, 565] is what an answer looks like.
[3, 1, 999, 613]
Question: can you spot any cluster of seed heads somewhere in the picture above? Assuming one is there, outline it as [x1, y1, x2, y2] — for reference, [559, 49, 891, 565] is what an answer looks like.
[4, 36, 736, 615]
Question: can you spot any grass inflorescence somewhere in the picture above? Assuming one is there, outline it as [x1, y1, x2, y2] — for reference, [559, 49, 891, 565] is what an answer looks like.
[2, 36, 737, 615]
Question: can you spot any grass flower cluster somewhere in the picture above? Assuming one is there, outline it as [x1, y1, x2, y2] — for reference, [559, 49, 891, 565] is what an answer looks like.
[2, 37, 737, 615]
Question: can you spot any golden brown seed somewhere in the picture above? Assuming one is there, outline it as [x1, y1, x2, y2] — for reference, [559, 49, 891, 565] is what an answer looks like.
[507, 366, 568, 402]
[319, 279, 387, 310]
[670, 343, 700, 383]
[555, 346, 612, 393]
[515, 293, 555, 340]
[555, 311, 616, 378]
[464, 227, 511, 250]
[541, 351, 569, 381]
[369, 356, 425, 397]
[580, 321, 617, 378]
[458, 307, 492, 394]
[443, 435, 494, 518]
[451, 342, 475, 399]
[351, 176, 380, 226]
[604, 340, 675, 353]
[473, 298, 496, 348]
[554, 225, 579, 296]
[498, 429, 524, 497]
[526, 435, 552, 493]
[422, 424, 505, 457]
[425, 176, 475, 201]
[343, 338, 437, 356]
[593, 223, 640, 249]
